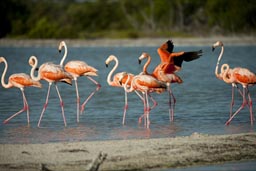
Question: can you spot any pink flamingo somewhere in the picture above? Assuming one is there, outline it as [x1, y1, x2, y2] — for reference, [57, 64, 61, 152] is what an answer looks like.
[121, 72, 167, 128]
[105, 55, 137, 125]
[29, 56, 72, 127]
[139, 52, 183, 122]
[212, 41, 256, 125]
[221, 64, 256, 125]
[0, 57, 42, 124]
[58, 41, 101, 122]
[212, 41, 244, 118]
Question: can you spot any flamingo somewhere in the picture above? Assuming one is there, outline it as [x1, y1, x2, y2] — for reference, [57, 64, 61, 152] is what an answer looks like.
[105, 55, 137, 125]
[221, 64, 256, 125]
[0, 57, 42, 124]
[157, 40, 202, 73]
[120, 71, 167, 128]
[58, 41, 101, 123]
[212, 41, 243, 118]
[212, 41, 256, 125]
[28, 56, 72, 127]
[139, 52, 183, 122]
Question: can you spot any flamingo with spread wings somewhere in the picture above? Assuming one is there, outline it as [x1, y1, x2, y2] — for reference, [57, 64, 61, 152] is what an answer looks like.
[156, 40, 202, 73]
[139, 52, 182, 122]
[0, 57, 42, 125]
[29, 56, 72, 127]
[58, 41, 101, 123]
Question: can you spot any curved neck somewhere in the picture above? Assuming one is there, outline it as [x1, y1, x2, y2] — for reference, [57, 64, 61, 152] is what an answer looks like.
[123, 74, 134, 92]
[221, 64, 233, 83]
[0, 58, 12, 88]
[107, 57, 118, 85]
[215, 45, 224, 79]
[29, 56, 41, 81]
[59, 42, 67, 67]
[143, 55, 151, 74]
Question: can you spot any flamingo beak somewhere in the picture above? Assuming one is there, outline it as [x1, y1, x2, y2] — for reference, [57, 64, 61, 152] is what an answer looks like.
[105, 64, 108, 67]
[138, 59, 141, 64]
[212, 46, 215, 52]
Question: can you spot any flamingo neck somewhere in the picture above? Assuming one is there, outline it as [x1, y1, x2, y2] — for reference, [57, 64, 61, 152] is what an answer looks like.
[0, 58, 12, 88]
[30, 56, 41, 81]
[107, 57, 118, 85]
[215, 45, 224, 79]
[123, 74, 134, 93]
[221, 64, 233, 83]
[143, 55, 151, 75]
[60, 42, 67, 67]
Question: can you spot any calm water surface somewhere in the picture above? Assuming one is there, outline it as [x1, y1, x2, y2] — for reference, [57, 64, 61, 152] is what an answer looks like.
[0, 44, 255, 144]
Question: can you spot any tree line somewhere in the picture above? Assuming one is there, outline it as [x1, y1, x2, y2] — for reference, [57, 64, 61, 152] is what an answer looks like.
[1, 0, 255, 39]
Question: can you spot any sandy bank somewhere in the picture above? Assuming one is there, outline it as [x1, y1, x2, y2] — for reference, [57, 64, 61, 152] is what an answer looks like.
[0, 132, 256, 171]
[0, 36, 255, 47]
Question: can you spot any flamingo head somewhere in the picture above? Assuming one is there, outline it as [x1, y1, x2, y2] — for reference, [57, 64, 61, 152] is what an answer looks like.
[0, 57, 6, 63]
[105, 55, 117, 67]
[212, 41, 224, 51]
[138, 52, 149, 65]
[58, 41, 66, 53]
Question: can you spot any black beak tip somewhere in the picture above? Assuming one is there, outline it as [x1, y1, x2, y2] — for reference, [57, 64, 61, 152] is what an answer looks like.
[138, 59, 141, 64]
[59, 50, 61, 53]
[105, 64, 108, 67]
[212, 47, 215, 52]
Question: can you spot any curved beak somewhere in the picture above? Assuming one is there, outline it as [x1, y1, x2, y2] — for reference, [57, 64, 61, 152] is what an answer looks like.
[212, 46, 215, 52]
[138, 59, 141, 65]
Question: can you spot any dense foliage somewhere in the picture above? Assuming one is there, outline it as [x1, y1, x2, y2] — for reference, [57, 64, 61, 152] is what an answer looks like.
[1, 0, 255, 39]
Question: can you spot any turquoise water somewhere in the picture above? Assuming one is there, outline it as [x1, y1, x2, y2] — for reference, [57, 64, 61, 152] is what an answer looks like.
[0, 44, 255, 144]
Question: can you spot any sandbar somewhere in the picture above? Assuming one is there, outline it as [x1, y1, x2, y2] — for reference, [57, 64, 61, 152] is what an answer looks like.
[0, 132, 256, 171]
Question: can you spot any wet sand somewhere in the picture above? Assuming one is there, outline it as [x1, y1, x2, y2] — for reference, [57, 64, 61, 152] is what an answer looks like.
[0, 36, 255, 47]
[0, 132, 256, 171]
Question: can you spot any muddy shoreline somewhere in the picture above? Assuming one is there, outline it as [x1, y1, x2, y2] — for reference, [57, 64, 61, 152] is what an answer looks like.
[0, 36, 256, 47]
[0, 132, 256, 171]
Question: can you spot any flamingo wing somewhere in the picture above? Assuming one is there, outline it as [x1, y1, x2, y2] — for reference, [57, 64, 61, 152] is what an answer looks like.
[10, 73, 42, 88]
[173, 50, 203, 67]
[234, 68, 256, 85]
[136, 75, 166, 89]
[65, 61, 98, 77]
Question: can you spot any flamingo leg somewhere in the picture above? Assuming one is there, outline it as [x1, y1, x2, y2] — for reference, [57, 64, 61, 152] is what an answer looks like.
[3, 88, 29, 124]
[235, 84, 251, 110]
[80, 76, 101, 114]
[74, 79, 80, 123]
[247, 89, 254, 125]
[149, 94, 158, 110]
[122, 90, 128, 125]
[138, 93, 148, 125]
[135, 90, 156, 110]
[136, 91, 145, 124]
[145, 92, 150, 128]
[225, 86, 247, 125]
[38, 83, 52, 127]
[229, 84, 235, 118]
[55, 83, 67, 127]
[167, 83, 175, 122]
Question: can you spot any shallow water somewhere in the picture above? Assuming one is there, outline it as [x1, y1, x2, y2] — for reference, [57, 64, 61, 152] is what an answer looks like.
[0, 44, 255, 144]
